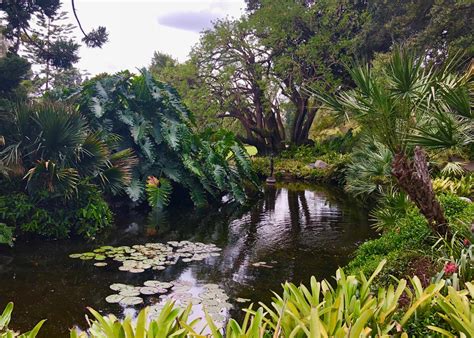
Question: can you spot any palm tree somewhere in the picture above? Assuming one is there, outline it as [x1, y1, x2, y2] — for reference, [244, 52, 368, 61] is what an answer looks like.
[0, 101, 136, 199]
[313, 48, 473, 236]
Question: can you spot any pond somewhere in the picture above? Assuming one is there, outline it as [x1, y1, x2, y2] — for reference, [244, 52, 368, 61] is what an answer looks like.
[0, 183, 373, 337]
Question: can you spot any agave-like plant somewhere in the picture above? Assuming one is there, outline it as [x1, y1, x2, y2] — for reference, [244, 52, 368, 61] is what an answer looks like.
[0, 102, 136, 199]
[313, 47, 473, 236]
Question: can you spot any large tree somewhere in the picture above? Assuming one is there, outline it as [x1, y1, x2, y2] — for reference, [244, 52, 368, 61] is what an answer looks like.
[250, 0, 367, 146]
[190, 1, 367, 153]
[0, 0, 107, 94]
[357, 0, 474, 62]
[0, 0, 108, 52]
[191, 19, 284, 154]
[23, 9, 80, 93]
[149, 53, 224, 131]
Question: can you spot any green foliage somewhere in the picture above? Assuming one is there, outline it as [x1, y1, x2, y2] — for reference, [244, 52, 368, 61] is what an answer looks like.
[362, 0, 474, 62]
[77, 70, 259, 207]
[0, 223, 13, 246]
[314, 47, 473, 156]
[252, 151, 350, 185]
[70, 302, 195, 338]
[432, 232, 474, 291]
[0, 54, 30, 95]
[146, 177, 172, 209]
[0, 101, 135, 199]
[0, 183, 112, 239]
[347, 193, 474, 283]
[433, 175, 474, 198]
[345, 141, 394, 197]
[0, 302, 45, 338]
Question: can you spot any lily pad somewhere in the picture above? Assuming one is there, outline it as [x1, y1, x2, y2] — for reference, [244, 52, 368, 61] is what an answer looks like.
[110, 283, 130, 291]
[105, 294, 123, 303]
[119, 296, 143, 306]
[119, 289, 140, 297]
[139, 287, 160, 295]
[128, 268, 145, 273]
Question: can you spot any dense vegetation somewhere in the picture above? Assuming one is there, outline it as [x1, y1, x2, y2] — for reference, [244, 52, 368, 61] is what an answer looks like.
[0, 0, 473, 336]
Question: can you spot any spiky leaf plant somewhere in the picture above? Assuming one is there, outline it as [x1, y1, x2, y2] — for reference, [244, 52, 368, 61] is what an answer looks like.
[0, 102, 136, 199]
[313, 48, 473, 236]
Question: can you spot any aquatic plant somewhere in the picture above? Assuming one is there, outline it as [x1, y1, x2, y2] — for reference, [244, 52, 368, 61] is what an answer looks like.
[69, 241, 222, 273]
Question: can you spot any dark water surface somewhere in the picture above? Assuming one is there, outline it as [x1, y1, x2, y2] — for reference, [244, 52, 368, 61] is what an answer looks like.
[0, 183, 373, 337]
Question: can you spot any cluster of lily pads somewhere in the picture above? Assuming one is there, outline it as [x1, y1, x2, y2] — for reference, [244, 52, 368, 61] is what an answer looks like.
[105, 279, 232, 326]
[105, 280, 174, 306]
[161, 281, 232, 324]
[69, 241, 222, 273]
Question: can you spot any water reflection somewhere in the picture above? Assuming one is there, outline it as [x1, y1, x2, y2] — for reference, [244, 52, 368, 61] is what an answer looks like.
[0, 183, 373, 337]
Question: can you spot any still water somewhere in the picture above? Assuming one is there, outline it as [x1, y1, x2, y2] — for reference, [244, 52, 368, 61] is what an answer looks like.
[0, 183, 373, 337]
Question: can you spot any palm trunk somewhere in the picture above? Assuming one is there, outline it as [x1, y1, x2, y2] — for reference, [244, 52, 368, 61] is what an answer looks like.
[392, 146, 448, 236]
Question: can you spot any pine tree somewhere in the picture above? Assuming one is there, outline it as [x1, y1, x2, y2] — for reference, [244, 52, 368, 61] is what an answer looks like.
[22, 10, 80, 93]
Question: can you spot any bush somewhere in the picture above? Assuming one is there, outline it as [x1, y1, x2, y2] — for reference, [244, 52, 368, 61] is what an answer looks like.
[0, 223, 13, 246]
[347, 193, 474, 284]
[77, 71, 258, 208]
[252, 151, 350, 184]
[0, 182, 112, 240]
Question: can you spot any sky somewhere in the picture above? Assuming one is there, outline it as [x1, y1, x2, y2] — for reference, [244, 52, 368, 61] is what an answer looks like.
[61, 0, 246, 75]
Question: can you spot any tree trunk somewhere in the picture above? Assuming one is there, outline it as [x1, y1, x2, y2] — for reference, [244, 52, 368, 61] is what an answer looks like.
[391, 146, 448, 236]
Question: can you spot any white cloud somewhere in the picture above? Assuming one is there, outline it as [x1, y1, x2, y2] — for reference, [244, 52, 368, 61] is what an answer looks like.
[61, 0, 245, 75]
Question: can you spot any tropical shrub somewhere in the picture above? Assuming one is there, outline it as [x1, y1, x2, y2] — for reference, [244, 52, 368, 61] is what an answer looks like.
[252, 151, 350, 185]
[75, 70, 259, 208]
[347, 193, 474, 283]
[345, 141, 394, 197]
[0, 223, 13, 246]
[0, 101, 135, 197]
[432, 229, 474, 291]
[0, 183, 112, 239]
[0, 101, 134, 240]
[433, 175, 474, 198]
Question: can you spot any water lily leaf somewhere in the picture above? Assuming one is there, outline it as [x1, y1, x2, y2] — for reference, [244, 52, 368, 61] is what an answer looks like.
[119, 289, 141, 297]
[139, 287, 161, 295]
[105, 294, 123, 303]
[110, 283, 131, 291]
[128, 268, 145, 273]
[119, 296, 143, 306]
